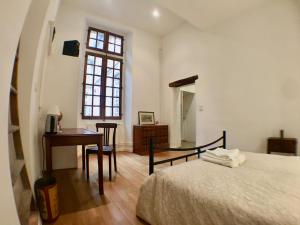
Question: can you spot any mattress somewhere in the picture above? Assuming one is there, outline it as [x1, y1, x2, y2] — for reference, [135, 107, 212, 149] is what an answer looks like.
[136, 152, 300, 225]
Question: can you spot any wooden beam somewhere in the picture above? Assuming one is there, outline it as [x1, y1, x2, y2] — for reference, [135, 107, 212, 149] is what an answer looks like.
[169, 75, 198, 87]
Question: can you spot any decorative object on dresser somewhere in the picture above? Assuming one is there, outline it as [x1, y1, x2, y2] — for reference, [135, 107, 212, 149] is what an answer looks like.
[133, 125, 169, 155]
[267, 130, 297, 155]
[138, 111, 155, 125]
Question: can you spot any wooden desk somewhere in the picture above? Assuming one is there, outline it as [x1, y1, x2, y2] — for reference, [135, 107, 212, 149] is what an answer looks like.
[44, 128, 104, 195]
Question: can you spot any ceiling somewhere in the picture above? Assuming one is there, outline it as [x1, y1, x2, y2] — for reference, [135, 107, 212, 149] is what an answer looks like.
[156, 0, 273, 30]
[63, 0, 185, 36]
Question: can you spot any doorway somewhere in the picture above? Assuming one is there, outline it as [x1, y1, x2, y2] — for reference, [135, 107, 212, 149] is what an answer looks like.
[180, 85, 196, 147]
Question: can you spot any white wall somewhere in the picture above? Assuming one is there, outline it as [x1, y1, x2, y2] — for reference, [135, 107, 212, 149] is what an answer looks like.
[41, 54, 80, 169]
[42, 1, 161, 161]
[19, 0, 61, 187]
[161, 0, 300, 153]
[0, 1, 32, 224]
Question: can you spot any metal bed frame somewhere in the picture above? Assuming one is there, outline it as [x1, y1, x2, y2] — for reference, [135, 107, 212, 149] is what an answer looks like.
[149, 130, 226, 175]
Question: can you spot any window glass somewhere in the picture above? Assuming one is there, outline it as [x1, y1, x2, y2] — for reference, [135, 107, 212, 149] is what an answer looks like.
[83, 28, 123, 119]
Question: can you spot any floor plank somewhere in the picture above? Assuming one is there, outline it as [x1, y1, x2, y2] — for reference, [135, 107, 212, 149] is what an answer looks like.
[50, 151, 194, 225]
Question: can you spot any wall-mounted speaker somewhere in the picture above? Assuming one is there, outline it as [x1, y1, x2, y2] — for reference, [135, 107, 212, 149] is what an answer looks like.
[62, 40, 80, 57]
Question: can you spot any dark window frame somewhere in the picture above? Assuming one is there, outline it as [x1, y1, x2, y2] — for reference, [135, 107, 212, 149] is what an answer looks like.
[82, 27, 124, 120]
[86, 27, 124, 57]
[82, 52, 123, 120]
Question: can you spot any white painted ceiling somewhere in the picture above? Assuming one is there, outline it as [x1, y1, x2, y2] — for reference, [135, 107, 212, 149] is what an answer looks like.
[156, 0, 273, 30]
[63, 0, 184, 36]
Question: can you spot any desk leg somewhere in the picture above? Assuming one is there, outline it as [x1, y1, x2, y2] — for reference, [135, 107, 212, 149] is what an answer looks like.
[98, 139, 104, 195]
[45, 138, 52, 173]
[82, 145, 85, 170]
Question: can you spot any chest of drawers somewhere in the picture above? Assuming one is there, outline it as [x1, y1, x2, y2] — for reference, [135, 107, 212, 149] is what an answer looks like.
[267, 138, 297, 155]
[133, 125, 169, 155]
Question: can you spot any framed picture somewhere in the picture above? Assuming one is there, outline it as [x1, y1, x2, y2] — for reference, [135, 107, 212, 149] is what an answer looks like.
[138, 111, 155, 125]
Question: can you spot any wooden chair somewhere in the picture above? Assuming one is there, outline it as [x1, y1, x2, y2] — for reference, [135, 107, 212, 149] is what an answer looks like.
[85, 123, 117, 181]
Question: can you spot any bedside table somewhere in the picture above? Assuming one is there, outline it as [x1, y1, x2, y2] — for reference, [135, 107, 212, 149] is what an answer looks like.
[267, 137, 297, 155]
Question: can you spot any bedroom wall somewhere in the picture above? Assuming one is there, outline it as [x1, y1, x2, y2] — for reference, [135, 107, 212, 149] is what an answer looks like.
[0, 0, 32, 224]
[18, 0, 61, 188]
[41, 1, 161, 168]
[160, 0, 300, 154]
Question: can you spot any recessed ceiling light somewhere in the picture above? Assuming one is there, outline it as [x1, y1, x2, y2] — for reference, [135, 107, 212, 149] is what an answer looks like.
[152, 9, 160, 18]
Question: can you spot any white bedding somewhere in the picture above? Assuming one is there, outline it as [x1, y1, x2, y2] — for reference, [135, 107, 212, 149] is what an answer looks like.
[136, 152, 300, 225]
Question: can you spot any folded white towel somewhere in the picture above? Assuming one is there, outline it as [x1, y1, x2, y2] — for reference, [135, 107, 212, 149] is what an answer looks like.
[206, 148, 240, 160]
[202, 152, 246, 168]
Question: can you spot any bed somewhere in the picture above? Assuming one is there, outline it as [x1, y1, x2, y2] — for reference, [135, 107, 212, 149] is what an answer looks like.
[136, 132, 300, 225]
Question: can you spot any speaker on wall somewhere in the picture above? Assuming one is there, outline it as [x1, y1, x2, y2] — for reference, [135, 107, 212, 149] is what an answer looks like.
[62, 40, 80, 57]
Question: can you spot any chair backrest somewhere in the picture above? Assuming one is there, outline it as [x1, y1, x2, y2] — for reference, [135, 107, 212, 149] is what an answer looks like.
[96, 123, 117, 146]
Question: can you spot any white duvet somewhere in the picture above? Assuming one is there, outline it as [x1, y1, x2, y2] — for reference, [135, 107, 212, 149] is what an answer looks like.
[136, 152, 300, 225]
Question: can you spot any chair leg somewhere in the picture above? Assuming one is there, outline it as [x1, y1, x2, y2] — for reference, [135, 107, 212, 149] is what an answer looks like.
[86, 153, 89, 180]
[109, 154, 112, 181]
[82, 145, 85, 170]
[113, 149, 117, 172]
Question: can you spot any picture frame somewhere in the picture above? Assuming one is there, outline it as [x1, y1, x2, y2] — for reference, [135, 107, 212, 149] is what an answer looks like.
[138, 111, 155, 125]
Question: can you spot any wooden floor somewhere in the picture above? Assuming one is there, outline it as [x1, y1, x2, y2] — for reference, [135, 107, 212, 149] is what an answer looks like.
[50, 151, 192, 225]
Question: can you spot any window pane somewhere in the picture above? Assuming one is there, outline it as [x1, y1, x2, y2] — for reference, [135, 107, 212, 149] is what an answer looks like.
[94, 86, 101, 95]
[106, 87, 112, 96]
[97, 41, 104, 49]
[106, 97, 112, 106]
[114, 79, 120, 88]
[113, 107, 119, 117]
[89, 39, 96, 48]
[85, 29, 124, 119]
[114, 70, 120, 78]
[90, 31, 97, 39]
[93, 96, 100, 106]
[108, 43, 114, 52]
[87, 65, 94, 74]
[113, 88, 119, 97]
[106, 107, 112, 116]
[114, 61, 120, 69]
[107, 68, 113, 77]
[115, 45, 121, 54]
[107, 59, 114, 68]
[109, 35, 115, 43]
[115, 37, 122, 45]
[94, 76, 101, 85]
[95, 57, 102, 66]
[87, 55, 95, 64]
[93, 107, 100, 116]
[84, 106, 92, 116]
[97, 32, 104, 41]
[85, 95, 92, 105]
[113, 98, 119, 107]
[86, 75, 93, 84]
[95, 66, 101, 75]
[85, 85, 93, 95]
[106, 78, 113, 87]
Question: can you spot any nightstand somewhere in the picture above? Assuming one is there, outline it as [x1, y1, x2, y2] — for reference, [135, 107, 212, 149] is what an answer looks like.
[267, 136, 297, 155]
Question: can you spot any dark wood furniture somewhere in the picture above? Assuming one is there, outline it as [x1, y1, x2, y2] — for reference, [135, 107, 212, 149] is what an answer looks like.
[44, 128, 104, 195]
[84, 123, 117, 181]
[133, 125, 169, 155]
[267, 138, 297, 155]
[169, 75, 198, 87]
[149, 131, 226, 175]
